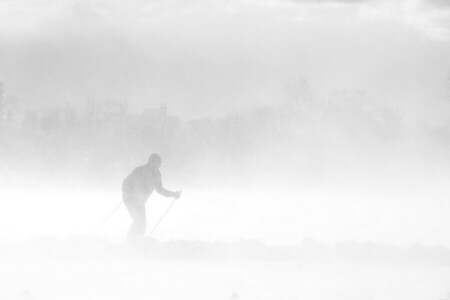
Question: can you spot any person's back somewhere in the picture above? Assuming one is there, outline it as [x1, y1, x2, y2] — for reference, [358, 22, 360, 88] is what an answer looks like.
[122, 164, 161, 201]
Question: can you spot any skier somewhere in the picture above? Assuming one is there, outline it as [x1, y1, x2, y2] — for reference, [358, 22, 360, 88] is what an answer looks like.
[122, 153, 181, 237]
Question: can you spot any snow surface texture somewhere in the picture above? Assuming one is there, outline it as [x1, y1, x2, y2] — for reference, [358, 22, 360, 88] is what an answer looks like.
[1, 237, 449, 300]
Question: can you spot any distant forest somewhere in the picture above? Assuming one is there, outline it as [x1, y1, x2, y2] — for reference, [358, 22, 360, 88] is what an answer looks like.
[1, 80, 447, 186]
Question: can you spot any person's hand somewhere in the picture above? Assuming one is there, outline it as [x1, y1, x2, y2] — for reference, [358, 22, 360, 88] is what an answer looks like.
[173, 190, 182, 199]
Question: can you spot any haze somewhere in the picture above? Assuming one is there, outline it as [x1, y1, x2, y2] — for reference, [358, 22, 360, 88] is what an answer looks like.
[1, 0, 450, 248]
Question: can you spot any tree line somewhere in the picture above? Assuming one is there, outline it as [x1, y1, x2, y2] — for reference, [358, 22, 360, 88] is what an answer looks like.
[0, 80, 407, 185]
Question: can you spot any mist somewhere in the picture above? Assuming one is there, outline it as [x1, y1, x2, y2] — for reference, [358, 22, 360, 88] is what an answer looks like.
[1, 0, 450, 299]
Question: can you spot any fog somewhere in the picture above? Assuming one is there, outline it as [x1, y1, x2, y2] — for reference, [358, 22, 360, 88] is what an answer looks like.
[2, 0, 450, 120]
[1, 0, 450, 299]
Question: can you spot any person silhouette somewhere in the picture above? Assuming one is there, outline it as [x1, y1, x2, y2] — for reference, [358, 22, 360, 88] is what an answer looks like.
[122, 153, 181, 237]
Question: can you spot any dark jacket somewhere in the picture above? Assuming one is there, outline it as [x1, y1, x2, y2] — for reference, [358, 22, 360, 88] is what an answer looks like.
[122, 164, 172, 201]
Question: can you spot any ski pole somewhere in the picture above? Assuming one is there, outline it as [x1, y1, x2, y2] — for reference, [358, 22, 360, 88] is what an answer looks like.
[148, 198, 177, 238]
[92, 201, 123, 236]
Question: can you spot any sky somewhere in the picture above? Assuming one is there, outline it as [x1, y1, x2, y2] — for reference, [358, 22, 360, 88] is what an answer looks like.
[1, 0, 450, 247]
[0, 0, 449, 120]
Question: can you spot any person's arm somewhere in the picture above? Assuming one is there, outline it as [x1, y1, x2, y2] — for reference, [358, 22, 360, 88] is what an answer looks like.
[154, 171, 181, 199]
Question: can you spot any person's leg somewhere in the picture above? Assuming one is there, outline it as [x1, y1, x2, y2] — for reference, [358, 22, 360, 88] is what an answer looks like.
[124, 199, 147, 237]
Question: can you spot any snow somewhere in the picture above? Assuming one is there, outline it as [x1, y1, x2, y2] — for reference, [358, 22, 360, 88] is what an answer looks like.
[1, 237, 449, 300]
[3, 259, 449, 300]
